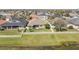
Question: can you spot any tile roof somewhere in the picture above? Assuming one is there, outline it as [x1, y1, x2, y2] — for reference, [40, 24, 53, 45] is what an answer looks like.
[0, 20, 7, 25]
[27, 18, 47, 26]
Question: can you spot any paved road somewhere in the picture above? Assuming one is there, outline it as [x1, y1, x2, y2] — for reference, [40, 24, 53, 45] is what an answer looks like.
[23, 32, 79, 34]
[0, 35, 21, 38]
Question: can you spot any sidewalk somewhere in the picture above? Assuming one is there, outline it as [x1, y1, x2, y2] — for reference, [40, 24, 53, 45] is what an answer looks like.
[23, 32, 79, 34]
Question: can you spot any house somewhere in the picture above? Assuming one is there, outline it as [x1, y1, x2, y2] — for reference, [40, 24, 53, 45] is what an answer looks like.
[0, 19, 7, 25]
[69, 11, 78, 17]
[37, 12, 49, 20]
[37, 12, 55, 20]
[0, 16, 28, 29]
[0, 12, 13, 16]
[38, 14, 48, 20]
[67, 17, 79, 30]
[27, 14, 47, 29]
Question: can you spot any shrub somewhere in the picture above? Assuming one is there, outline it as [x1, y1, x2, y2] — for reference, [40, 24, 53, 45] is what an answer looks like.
[29, 28, 34, 32]
[54, 26, 60, 31]
[68, 26, 74, 29]
[54, 26, 67, 32]
[0, 27, 5, 31]
[23, 28, 27, 32]
[45, 24, 50, 29]
[61, 27, 67, 31]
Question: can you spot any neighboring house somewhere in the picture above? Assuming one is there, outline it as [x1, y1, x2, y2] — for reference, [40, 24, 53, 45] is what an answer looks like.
[69, 11, 78, 17]
[67, 17, 79, 30]
[27, 14, 47, 29]
[37, 12, 51, 20]
[38, 14, 48, 20]
[48, 17, 66, 25]
[62, 16, 71, 20]
[0, 16, 28, 29]
[0, 12, 13, 16]
[0, 19, 7, 25]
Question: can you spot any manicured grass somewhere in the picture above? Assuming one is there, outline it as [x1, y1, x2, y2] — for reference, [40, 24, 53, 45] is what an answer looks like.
[34, 29, 51, 32]
[0, 37, 22, 46]
[21, 34, 79, 46]
[0, 34, 79, 49]
[21, 34, 58, 46]
[26, 28, 51, 32]
[67, 29, 79, 32]
[0, 29, 20, 35]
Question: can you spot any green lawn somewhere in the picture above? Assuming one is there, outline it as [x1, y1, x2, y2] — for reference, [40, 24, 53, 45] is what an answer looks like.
[26, 28, 51, 32]
[33, 29, 51, 32]
[0, 37, 22, 46]
[21, 34, 79, 46]
[0, 34, 79, 49]
[0, 29, 20, 35]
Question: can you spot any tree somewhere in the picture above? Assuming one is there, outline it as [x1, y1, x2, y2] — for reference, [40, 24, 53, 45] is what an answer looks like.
[54, 18, 66, 31]
[0, 15, 5, 20]
[0, 15, 3, 19]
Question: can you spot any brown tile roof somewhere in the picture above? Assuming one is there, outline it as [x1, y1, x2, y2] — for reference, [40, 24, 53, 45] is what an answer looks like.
[0, 20, 7, 25]
[30, 14, 38, 20]
[27, 18, 47, 26]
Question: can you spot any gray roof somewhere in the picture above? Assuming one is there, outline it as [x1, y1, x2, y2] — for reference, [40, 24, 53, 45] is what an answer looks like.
[1, 17, 28, 27]
[68, 17, 79, 26]
[37, 13, 54, 16]
[2, 21, 25, 27]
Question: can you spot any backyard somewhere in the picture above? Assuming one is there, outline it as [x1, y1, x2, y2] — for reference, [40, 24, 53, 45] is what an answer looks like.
[0, 33, 78, 49]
